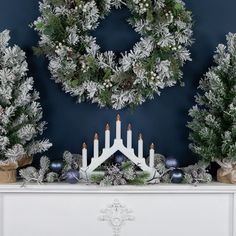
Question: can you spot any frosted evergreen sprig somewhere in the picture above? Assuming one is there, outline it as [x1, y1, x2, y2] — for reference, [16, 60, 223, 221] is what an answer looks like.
[62, 150, 81, 172]
[20, 156, 50, 184]
[20, 151, 81, 184]
[182, 162, 212, 184]
[152, 154, 212, 184]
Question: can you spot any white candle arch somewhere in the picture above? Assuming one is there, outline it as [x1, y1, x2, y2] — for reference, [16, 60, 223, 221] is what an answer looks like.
[80, 115, 159, 181]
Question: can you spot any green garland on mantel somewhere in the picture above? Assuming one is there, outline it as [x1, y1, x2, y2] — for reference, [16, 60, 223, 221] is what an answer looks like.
[19, 152, 212, 186]
[33, 0, 193, 109]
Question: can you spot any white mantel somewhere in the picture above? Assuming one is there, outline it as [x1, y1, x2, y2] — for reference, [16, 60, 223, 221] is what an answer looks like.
[0, 183, 235, 236]
[0, 182, 236, 193]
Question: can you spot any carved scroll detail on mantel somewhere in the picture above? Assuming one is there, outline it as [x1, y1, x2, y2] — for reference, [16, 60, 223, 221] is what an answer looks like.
[99, 199, 135, 236]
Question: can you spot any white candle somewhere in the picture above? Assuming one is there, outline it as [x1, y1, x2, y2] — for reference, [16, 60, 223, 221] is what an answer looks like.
[127, 124, 132, 149]
[82, 143, 87, 169]
[149, 143, 155, 168]
[138, 134, 143, 158]
[116, 114, 121, 139]
[105, 124, 110, 149]
[94, 133, 99, 158]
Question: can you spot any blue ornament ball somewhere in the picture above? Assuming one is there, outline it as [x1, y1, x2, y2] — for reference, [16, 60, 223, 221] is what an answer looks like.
[50, 160, 64, 173]
[165, 156, 179, 169]
[64, 170, 80, 184]
[170, 169, 184, 184]
[115, 154, 126, 164]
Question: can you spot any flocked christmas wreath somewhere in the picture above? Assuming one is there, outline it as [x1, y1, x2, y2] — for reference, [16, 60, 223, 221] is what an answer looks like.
[33, 0, 193, 109]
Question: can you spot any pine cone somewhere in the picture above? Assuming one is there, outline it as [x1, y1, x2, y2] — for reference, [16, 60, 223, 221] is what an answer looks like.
[120, 76, 135, 90]
[66, 0, 76, 9]
[123, 167, 136, 181]
[100, 176, 113, 186]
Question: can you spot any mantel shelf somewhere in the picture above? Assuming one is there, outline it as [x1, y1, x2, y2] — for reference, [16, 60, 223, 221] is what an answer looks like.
[0, 182, 236, 194]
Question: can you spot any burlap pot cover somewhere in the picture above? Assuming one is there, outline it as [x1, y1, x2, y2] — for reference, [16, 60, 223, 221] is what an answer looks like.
[217, 165, 236, 184]
[0, 155, 32, 183]
[0, 169, 16, 183]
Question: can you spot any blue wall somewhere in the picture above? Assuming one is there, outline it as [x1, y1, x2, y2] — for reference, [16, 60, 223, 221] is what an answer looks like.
[1, 0, 236, 166]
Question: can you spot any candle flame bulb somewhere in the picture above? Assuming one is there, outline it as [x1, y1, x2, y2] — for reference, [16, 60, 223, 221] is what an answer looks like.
[150, 143, 155, 149]
[94, 133, 99, 140]
[127, 123, 132, 149]
[138, 133, 143, 158]
[94, 133, 99, 158]
[128, 124, 132, 131]
[149, 143, 155, 168]
[116, 114, 121, 139]
[105, 124, 110, 148]
[82, 142, 88, 169]
[105, 123, 110, 130]
[116, 114, 121, 121]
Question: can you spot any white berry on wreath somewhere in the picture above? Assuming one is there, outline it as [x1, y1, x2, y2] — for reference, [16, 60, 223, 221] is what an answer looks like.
[33, 0, 193, 110]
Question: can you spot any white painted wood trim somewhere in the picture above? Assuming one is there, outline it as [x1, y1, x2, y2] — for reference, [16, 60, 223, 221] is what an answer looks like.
[0, 195, 3, 236]
[0, 182, 236, 194]
[233, 193, 236, 236]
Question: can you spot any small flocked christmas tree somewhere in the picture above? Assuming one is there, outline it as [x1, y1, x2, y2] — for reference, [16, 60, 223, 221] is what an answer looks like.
[188, 33, 236, 182]
[0, 30, 52, 169]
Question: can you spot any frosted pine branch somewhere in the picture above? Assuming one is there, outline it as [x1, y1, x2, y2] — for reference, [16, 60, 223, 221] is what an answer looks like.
[27, 140, 52, 155]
